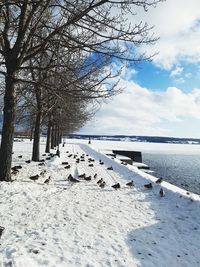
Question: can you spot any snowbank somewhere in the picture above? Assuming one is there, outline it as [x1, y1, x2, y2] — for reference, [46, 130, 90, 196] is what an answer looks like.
[0, 140, 199, 266]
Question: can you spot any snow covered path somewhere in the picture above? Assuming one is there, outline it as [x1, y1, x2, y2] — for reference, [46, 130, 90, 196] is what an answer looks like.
[0, 141, 200, 267]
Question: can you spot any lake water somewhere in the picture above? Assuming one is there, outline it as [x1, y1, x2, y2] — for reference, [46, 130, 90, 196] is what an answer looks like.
[143, 153, 200, 195]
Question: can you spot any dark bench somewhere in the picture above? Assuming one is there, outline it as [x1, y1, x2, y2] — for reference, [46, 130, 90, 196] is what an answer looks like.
[112, 150, 142, 163]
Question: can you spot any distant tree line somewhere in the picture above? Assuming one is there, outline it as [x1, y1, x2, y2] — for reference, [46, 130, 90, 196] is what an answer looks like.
[0, 0, 163, 181]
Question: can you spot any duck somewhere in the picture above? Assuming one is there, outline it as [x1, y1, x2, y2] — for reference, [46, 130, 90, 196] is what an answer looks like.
[126, 180, 134, 187]
[67, 174, 73, 180]
[88, 163, 94, 167]
[144, 182, 152, 189]
[70, 177, 80, 183]
[84, 176, 92, 181]
[68, 174, 80, 183]
[112, 183, 120, 190]
[44, 176, 51, 184]
[107, 166, 113, 170]
[30, 174, 39, 181]
[38, 162, 45, 166]
[0, 226, 5, 238]
[11, 165, 22, 171]
[97, 178, 103, 184]
[25, 160, 31, 164]
[159, 188, 165, 197]
[78, 173, 86, 179]
[64, 165, 71, 169]
[99, 181, 106, 188]
[156, 177, 163, 184]
[62, 162, 69, 165]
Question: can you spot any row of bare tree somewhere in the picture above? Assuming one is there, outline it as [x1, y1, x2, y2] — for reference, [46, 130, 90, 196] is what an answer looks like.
[0, 0, 163, 181]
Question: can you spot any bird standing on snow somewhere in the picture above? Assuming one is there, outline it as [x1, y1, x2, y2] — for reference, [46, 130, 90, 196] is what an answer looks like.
[88, 163, 94, 167]
[156, 177, 163, 184]
[70, 177, 80, 183]
[68, 174, 80, 183]
[112, 183, 120, 190]
[159, 188, 165, 197]
[97, 178, 103, 184]
[79, 173, 86, 179]
[30, 174, 39, 181]
[99, 181, 106, 188]
[144, 182, 152, 189]
[84, 176, 92, 181]
[44, 176, 51, 184]
[0, 226, 5, 238]
[12, 165, 22, 171]
[126, 180, 134, 187]
[64, 165, 70, 169]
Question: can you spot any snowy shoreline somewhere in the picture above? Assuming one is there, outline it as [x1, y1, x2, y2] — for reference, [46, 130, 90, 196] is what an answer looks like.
[0, 140, 199, 266]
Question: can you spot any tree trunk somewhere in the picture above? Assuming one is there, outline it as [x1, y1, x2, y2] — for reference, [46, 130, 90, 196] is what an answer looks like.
[45, 119, 51, 153]
[32, 111, 42, 161]
[59, 131, 62, 144]
[51, 124, 55, 149]
[30, 125, 34, 141]
[55, 124, 59, 146]
[32, 85, 42, 161]
[0, 74, 16, 181]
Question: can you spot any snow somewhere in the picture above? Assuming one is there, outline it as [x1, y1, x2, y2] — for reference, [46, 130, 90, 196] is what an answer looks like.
[70, 138, 200, 155]
[0, 139, 200, 266]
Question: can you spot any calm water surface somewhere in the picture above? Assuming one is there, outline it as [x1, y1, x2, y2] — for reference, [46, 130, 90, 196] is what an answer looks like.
[143, 153, 200, 195]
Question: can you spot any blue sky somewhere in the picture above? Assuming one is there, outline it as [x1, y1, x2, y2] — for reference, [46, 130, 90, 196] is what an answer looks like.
[79, 0, 200, 138]
[129, 61, 200, 93]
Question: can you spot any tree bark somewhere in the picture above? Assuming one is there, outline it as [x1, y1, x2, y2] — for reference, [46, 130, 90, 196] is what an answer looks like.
[59, 131, 62, 144]
[0, 74, 16, 181]
[45, 118, 51, 153]
[32, 111, 42, 161]
[32, 86, 42, 162]
[55, 124, 59, 147]
[30, 125, 34, 141]
[51, 123, 55, 149]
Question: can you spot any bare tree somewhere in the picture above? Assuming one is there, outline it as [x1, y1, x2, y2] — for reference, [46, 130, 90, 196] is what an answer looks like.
[0, 0, 163, 181]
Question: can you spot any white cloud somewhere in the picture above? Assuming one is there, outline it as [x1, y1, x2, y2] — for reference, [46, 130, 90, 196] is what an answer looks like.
[170, 66, 183, 78]
[131, 0, 200, 69]
[80, 78, 200, 137]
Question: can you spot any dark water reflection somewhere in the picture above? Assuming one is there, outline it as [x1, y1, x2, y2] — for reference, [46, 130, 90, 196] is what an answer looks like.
[143, 153, 200, 195]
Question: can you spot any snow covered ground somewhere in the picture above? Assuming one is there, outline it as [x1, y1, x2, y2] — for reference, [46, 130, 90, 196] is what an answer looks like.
[0, 139, 200, 267]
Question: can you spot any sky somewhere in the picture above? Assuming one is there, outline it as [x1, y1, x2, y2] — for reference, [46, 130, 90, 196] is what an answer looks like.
[79, 0, 200, 138]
